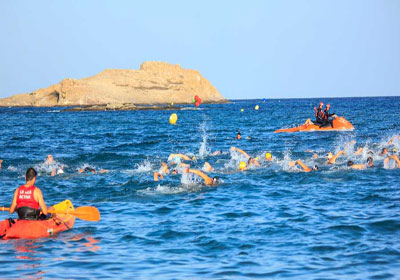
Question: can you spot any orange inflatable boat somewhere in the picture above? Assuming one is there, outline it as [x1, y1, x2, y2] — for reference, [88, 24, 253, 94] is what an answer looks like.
[0, 200, 75, 239]
[274, 117, 354, 133]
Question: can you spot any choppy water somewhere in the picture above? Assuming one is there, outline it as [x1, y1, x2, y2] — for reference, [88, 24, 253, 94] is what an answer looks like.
[1, 97, 400, 279]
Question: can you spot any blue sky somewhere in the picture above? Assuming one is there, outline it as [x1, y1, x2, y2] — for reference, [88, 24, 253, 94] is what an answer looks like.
[0, 0, 399, 99]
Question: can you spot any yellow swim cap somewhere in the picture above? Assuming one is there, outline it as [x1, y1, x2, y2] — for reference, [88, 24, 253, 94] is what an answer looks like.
[240, 108, 244, 112]
[265, 153, 272, 160]
[394, 148, 398, 152]
[192, 156, 196, 160]
[239, 161, 247, 170]
[327, 152, 333, 159]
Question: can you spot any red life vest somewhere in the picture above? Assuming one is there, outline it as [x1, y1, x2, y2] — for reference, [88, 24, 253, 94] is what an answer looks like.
[16, 185, 40, 209]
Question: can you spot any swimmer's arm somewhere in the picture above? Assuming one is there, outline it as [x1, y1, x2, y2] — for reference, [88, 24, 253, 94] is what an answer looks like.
[230, 147, 250, 158]
[35, 188, 48, 215]
[329, 151, 345, 164]
[161, 162, 169, 174]
[9, 189, 18, 214]
[391, 155, 400, 168]
[154, 172, 164, 181]
[351, 164, 366, 170]
[188, 169, 213, 185]
[295, 160, 312, 172]
[354, 147, 363, 155]
[172, 154, 191, 161]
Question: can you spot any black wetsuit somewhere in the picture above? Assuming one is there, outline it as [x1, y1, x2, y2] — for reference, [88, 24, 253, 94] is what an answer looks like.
[322, 108, 335, 128]
[315, 108, 325, 125]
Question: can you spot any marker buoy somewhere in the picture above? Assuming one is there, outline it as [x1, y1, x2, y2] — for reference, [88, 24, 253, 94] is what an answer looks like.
[169, 113, 178, 125]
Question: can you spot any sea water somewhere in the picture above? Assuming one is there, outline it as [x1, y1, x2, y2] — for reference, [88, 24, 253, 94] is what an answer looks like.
[0, 97, 400, 279]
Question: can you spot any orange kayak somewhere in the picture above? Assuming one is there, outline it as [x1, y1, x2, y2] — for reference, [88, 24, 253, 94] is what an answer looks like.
[274, 117, 354, 133]
[0, 200, 75, 239]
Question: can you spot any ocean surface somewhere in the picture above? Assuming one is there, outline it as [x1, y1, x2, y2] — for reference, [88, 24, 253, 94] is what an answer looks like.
[1, 97, 400, 279]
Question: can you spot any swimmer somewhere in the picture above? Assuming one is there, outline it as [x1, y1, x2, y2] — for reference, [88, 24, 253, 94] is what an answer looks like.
[211, 150, 222, 156]
[327, 151, 345, 164]
[79, 167, 108, 174]
[168, 153, 194, 163]
[289, 160, 318, 172]
[380, 148, 389, 156]
[203, 162, 213, 172]
[51, 165, 64, 176]
[384, 154, 400, 168]
[247, 157, 260, 167]
[265, 152, 272, 161]
[231, 147, 260, 167]
[347, 157, 374, 170]
[154, 172, 164, 181]
[235, 131, 242, 140]
[186, 169, 219, 186]
[238, 161, 247, 171]
[45, 154, 54, 165]
[160, 162, 169, 174]
[388, 136, 400, 145]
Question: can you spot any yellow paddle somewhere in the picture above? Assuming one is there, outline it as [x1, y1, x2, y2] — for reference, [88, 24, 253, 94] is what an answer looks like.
[1, 206, 100, 222]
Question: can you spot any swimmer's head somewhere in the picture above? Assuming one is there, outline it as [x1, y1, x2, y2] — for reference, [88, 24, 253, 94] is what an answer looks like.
[46, 154, 54, 163]
[84, 167, 96, 173]
[327, 152, 333, 160]
[347, 160, 354, 167]
[319, 102, 323, 107]
[393, 148, 398, 154]
[367, 156, 374, 166]
[381, 148, 389, 155]
[265, 152, 272, 161]
[192, 156, 196, 161]
[238, 161, 247, 171]
[326, 104, 330, 108]
[172, 169, 178, 175]
[212, 177, 220, 185]
[312, 165, 319, 171]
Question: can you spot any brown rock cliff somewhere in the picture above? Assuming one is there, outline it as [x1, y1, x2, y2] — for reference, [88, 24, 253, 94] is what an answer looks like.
[0, 61, 227, 107]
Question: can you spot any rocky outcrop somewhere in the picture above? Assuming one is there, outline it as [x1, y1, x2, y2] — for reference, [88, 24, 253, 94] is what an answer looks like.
[0, 61, 227, 107]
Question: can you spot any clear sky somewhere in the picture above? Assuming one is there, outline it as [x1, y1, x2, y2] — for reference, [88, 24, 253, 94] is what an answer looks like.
[0, 0, 399, 99]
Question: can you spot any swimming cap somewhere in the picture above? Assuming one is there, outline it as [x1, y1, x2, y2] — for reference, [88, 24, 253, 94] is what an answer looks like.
[319, 102, 323, 106]
[393, 148, 398, 153]
[265, 153, 272, 160]
[239, 161, 247, 170]
[327, 104, 330, 107]
[327, 152, 333, 159]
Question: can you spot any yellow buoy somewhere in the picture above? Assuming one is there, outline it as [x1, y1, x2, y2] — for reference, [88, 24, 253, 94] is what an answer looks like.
[240, 108, 244, 112]
[169, 113, 178, 125]
[255, 105, 259, 110]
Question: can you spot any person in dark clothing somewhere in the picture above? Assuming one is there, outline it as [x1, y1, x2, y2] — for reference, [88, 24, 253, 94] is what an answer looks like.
[322, 104, 336, 128]
[313, 102, 325, 126]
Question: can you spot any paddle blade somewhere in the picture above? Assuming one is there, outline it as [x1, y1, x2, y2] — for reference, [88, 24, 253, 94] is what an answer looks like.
[72, 206, 101, 222]
[48, 206, 101, 222]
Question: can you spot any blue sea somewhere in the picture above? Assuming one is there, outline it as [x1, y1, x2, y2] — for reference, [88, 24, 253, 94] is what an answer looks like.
[1, 97, 400, 279]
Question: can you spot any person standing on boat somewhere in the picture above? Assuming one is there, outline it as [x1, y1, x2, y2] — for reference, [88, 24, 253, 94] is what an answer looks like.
[9, 168, 48, 220]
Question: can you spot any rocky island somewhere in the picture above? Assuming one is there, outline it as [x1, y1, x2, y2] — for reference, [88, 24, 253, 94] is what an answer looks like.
[0, 61, 227, 110]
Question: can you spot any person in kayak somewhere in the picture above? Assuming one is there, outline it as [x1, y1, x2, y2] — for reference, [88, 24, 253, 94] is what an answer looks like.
[322, 104, 336, 128]
[9, 168, 48, 220]
[186, 169, 220, 186]
[313, 102, 325, 126]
